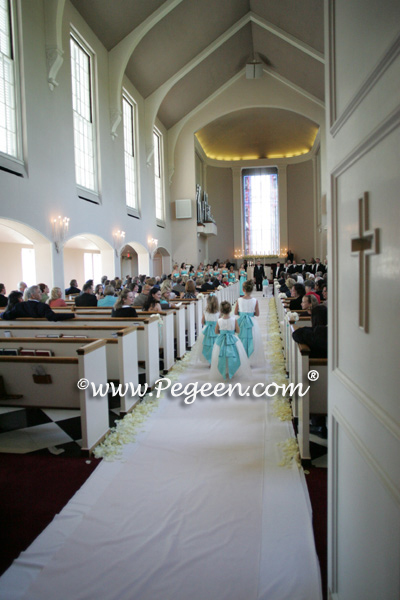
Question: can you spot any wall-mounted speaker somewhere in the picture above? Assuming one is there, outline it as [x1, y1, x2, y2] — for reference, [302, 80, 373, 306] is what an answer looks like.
[175, 199, 192, 219]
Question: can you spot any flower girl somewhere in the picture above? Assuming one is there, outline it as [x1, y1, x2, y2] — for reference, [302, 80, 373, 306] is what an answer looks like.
[191, 294, 219, 365]
[210, 301, 250, 380]
[234, 280, 265, 368]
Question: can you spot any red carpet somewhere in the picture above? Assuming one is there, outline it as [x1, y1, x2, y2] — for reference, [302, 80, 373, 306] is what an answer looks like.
[0, 453, 100, 575]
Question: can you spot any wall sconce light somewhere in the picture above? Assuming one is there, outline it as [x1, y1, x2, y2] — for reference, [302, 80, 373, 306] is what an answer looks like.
[234, 248, 243, 260]
[113, 230, 125, 257]
[148, 237, 158, 254]
[51, 216, 70, 253]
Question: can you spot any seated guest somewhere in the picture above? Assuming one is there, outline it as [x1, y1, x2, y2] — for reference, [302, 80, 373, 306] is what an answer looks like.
[213, 274, 223, 289]
[94, 284, 104, 300]
[98, 285, 116, 307]
[133, 282, 151, 307]
[201, 275, 214, 292]
[75, 282, 98, 307]
[172, 277, 186, 295]
[38, 283, 50, 303]
[321, 283, 328, 306]
[18, 281, 27, 294]
[111, 289, 138, 317]
[2, 290, 23, 312]
[301, 293, 319, 314]
[183, 279, 197, 299]
[143, 287, 162, 313]
[65, 279, 81, 295]
[0, 283, 7, 307]
[47, 287, 67, 307]
[292, 304, 328, 358]
[289, 283, 305, 310]
[304, 280, 321, 303]
[1, 285, 75, 321]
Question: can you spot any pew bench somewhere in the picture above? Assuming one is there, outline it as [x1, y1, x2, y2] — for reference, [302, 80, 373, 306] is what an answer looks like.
[0, 326, 139, 415]
[0, 317, 159, 388]
[0, 339, 109, 453]
[293, 341, 327, 462]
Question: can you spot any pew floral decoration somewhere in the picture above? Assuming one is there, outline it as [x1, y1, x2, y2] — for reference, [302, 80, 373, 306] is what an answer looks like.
[286, 311, 299, 322]
[217, 286, 223, 290]
[197, 293, 204, 299]
[272, 397, 293, 421]
[93, 397, 159, 461]
[277, 438, 301, 469]
[278, 292, 287, 298]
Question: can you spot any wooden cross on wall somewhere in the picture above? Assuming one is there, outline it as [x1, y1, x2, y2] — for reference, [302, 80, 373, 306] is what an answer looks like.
[351, 192, 380, 333]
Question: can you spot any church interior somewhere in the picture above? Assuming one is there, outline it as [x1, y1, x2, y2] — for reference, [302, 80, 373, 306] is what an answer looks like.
[0, 1, 399, 599]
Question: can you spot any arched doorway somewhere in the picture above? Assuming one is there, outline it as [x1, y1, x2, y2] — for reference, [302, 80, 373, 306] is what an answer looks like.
[0, 218, 52, 290]
[120, 245, 138, 279]
[122, 241, 149, 276]
[153, 246, 171, 277]
[64, 234, 114, 289]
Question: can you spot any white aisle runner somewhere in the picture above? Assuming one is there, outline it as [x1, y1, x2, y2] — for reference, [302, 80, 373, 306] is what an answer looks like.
[0, 293, 322, 600]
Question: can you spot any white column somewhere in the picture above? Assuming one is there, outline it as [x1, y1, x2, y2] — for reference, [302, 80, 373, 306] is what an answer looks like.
[231, 166, 242, 256]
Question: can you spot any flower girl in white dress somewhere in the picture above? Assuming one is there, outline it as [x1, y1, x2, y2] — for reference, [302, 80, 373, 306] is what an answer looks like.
[194, 294, 220, 365]
[210, 301, 250, 380]
[234, 280, 265, 368]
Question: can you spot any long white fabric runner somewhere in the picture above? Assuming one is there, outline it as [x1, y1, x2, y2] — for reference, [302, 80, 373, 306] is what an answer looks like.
[0, 294, 322, 600]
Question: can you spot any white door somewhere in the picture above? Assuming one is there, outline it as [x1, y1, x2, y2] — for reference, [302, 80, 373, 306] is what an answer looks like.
[326, 1, 400, 598]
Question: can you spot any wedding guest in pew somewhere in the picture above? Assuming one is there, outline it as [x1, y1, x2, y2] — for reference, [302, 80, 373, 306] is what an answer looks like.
[301, 293, 319, 315]
[143, 287, 162, 313]
[38, 283, 50, 303]
[65, 279, 81, 296]
[172, 277, 186, 296]
[1, 285, 75, 321]
[292, 304, 328, 358]
[2, 290, 22, 312]
[98, 285, 117, 307]
[18, 281, 27, 294]
[304, 280, 321, 303]
[322, 283, 328, 306]
[133, 282, 151, 307]
[0, 284, 8, 307]
[75, 282, 98, 307]
[94, 284, 104, 301]
[111, 288, 138, 317]
[289, 283, 306, 311]
[47, 287, 67, 308]
[183, 279, 198, 299]
[201, 275, 214, 292]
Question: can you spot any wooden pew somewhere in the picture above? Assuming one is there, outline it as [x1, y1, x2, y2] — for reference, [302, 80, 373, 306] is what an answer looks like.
[293, 341, 327, 461]
[0, 327, 139, 415]
[1, 316, 158, 387]
[0, 339, 109, 452]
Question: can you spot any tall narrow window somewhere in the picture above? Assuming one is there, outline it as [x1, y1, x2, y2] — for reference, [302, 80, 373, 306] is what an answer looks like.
[243, 168, 280, 255]
[0, 0, 20, 159]
[84, 252, 101, 284]
[70, 32, 97, 194]
[123, 93, 138, 213]
[21, 247, 36, 285]
[153, 128, 164, 222]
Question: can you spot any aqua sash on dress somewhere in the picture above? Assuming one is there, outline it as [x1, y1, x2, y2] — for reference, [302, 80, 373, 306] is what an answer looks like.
[216, 330, 241, 379]
[237, 312, 254, 357]
[197, 271, 204, 277]
[202, 321, 218, 363]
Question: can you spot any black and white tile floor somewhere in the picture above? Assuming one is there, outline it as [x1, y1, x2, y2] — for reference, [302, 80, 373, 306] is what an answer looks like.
[0, 399, 123, 457]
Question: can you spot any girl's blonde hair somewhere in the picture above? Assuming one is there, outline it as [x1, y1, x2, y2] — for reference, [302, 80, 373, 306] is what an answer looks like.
[206, 294, 219, 314]
[113, 288, 130, 311]
[220, 300, 231, 315]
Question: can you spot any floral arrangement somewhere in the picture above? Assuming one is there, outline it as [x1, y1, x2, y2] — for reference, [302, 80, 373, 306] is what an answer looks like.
[278, 292, 287, 299]
[286, 311, 299, 322]
[277, 438, 301, 469]
[197, 293, 204, 299]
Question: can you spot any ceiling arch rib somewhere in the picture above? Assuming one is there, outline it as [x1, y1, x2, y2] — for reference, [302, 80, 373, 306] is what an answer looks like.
[108, 0, 185, 139]
[144, 12, 251, 162]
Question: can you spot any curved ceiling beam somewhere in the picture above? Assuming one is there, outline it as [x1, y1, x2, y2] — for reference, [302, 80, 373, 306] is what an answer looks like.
[108, 0, 184, 139]
[144, 13, 251, 162]
[44, 0, 66, 90]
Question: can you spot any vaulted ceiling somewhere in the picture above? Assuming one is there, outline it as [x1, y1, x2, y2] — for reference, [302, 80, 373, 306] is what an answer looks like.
[70, 0, 324, 160]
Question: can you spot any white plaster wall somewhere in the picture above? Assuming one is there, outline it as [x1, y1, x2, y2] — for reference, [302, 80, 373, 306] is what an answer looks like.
[0, 0, 172, 288]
